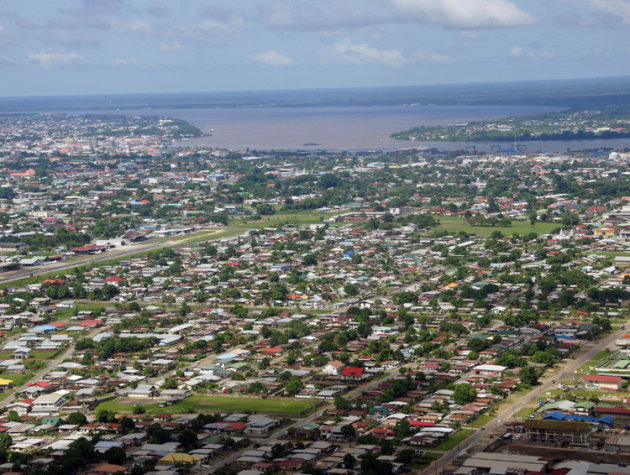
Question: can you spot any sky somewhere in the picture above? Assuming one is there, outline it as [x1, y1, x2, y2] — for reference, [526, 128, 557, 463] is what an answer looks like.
[1, 0, 630, 96]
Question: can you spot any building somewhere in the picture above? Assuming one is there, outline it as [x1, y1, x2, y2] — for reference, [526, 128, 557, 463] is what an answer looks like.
[32, 391, 66, 415]
[473, 364, 507, 376]
[127, 384, 158, 399]
[323, 360, 344, 376]
[460, 452, 550, 473]
[320, 425, 345, 441]
[244, 416, 279, 436]
[524, 419, 591, 446]
[583, 374, 622, 391]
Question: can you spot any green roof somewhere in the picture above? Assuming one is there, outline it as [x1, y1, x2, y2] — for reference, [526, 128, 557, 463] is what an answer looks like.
[41, 417, 62, 426]
[204, 434, 223, 444]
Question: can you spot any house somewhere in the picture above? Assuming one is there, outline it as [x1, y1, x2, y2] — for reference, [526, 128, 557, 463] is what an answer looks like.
[0, 378, 13, 391]
[323, 360, 344, 376]
[473, 364, 507, 376]
[161, 389, 190, 402]
[244, 416, 279, 436]
[104, 276, 125, 287]
[32, 391, 66, 414]
[320, 425, 345, 441]
[342, 367, 366, 381]
[583, 374, 622, 391]
[594, 226, 619, 237]
[87, 463, 129, 475]
[128, 384, 158, 399]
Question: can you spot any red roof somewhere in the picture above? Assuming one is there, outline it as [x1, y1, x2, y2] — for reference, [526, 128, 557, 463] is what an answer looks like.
[263, 347, 283, 355]
[227, 421, 247, 431]
[409, 420, 436, 427]
[79, 319, 103, 327]
[105, 276, 125, 283]
[584, 375, 621, 383]
[342, 367, 364, 378]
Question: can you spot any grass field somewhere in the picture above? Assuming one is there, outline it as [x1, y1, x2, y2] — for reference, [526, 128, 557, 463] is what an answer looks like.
[578, 350, 611, 372]
[468, 414, 495, 428]
[434, 216, 560, 236]
[0, 372, 34, 386]
[515, 407, 536, 418]
[96, 395, 319, 415]
[431, 429, 475, 451]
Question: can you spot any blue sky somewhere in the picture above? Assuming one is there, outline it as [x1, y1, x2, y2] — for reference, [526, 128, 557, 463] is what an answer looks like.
[1, 0, 629, 96]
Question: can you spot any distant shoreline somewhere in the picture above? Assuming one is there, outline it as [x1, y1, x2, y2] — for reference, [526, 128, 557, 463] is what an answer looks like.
[2, 76, 630, 112]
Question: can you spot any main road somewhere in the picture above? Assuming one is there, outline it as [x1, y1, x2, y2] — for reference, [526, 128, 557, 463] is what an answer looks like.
[0, 227, 231, 285]
[422, 321, 629, 475]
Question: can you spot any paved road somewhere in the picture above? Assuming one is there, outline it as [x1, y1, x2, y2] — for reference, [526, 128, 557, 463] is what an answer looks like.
[423, 321, 629, 475]
[0, 226, 235, 285]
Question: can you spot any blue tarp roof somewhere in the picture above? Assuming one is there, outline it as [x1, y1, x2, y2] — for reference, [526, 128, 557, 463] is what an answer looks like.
[542, 411, 614, 425]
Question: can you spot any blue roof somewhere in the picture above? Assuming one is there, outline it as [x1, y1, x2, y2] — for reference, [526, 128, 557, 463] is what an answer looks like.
[542, 412, 614, 425]
[34, 325, 57, 332]
[543, 411, 565, 420]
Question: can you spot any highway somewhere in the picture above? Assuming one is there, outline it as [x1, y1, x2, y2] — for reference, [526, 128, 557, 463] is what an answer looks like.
[422, 321, 629, 474]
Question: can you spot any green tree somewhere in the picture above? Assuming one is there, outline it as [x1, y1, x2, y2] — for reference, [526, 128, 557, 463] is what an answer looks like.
[7, 411, 20, 422]
[453, 383, 477, 405]
[66, 412, 87, 426]
[0, 433, 11, 450]
[519, 366, 539, 387]
[344, 453, 356, 469]
[104, 446, 126, 465]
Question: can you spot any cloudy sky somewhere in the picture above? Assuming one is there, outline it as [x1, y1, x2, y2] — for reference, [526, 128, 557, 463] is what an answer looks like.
[1, 0, 629, 96]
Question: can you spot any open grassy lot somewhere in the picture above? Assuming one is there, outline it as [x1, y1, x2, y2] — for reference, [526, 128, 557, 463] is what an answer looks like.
[434, 216, 560, 236]
[96, 395, 319, 415]
[0, 372, 34, 386]
[515, 407, 536, 418]
[431, 429, 475, 451]
[468, 414, 495, 428]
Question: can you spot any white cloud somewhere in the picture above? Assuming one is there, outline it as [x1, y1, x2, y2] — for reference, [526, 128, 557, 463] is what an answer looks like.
[111, 18, 154, 35]
[0, 26, 11, 46]
[27, 50, 83, 68]
[169, 18, 246, 44]
[252, 49, 294, 66]
[387, 0, 536, 28]
[329, 38, 406, 68]
[0, 56, 18, 66]
[414, 50, 454, 63]
[564, 0, 630, 26]
[109, 58, 144, 68]
[160, 41, 183, 52]
[509, 46, 552, 59]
